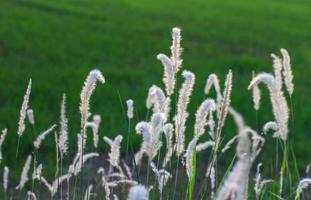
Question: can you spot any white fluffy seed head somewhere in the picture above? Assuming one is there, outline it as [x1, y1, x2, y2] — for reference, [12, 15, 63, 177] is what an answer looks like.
[185, 137, 198, 180]
[204, 74, 222, 101]
[127, 185, 149, 200]
[135, 113, 164, 161]
[16, 155, 32, 190]
[196, 141, 215, 152]
[175, 70, 195, 156]
[280, 48, 294, 96]
[146, 85, 170, 120]
[194, 99, 216, 137]
[32, 164, 42, 180]
[17, 79, 32, 137]
[59, 94, 68, 156]
[150, 162, 171, 194]
[0, 128, 7, 162]
[103, 135, 123, 167]
[3, 166, 9, 192]
[170, 27, 183, 73]
[26, 109, 35, 125]
[214, 70, 232, 150]
[295, 178, 311, 200]
[163, 123, 173, 149]
[126, 99, 134, 119]
[271, 53, 283, 91]
[34, 124, 57, 149]
[263, 121, 278, 135]
[157, 53, 175, 96]
[252, 72, 261, 111]
[80, 69, 105, 131]
[249, 73, 289, 140]
[248, 73, 278, 93]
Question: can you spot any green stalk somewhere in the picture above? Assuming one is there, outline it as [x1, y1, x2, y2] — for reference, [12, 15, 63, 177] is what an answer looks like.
[188, 148, 196, 200]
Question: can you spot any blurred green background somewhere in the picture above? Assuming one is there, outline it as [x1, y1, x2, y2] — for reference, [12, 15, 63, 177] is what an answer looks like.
[0, 0, 310, 179]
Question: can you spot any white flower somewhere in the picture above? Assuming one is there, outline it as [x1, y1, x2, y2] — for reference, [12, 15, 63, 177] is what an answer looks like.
[126, 99, 134, 119]
[127, 185, 149, 200]
[104, 135, 123, 167]
[17, 79, 32, 137]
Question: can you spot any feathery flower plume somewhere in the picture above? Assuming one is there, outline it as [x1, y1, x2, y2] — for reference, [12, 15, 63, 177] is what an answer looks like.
[150, 162, 171, 195]
[252, 72, 261, 111]
[254, 163, 273, 199]
[80, 69, 105, 129]
[26, 109, 35, 125]
[157, 53, 175, 95]
[194, 99, 215, 137]
[217, 127, 264, 200]
[254, 163, 262, 198]
[34, 124, 57, 149]
[122, 161, 132, 179]
[248, 73, 289, 140]
[80, 69, 105, 157]
[109, 179, 138, 187]
[59, 94, 68, 156]
[127, 185, 149, 200]
[17, 79, 32, 137]
[104, 135, 123, 167]
[204, 74, 222, 102]
[271, 54, 283, 91]
[163, 123, 173, 150]
[86, 114, 102, 149]
[70, 153, 99, 176]
[208, 109, 215, 139]
[280, 48, 294, 96]
[216, 131, 251, 200]
[85, 115, 101, 149]
[39, 174, 71, 197]
[146, 85, 170, 120]
[77, 133, 85, 158]
[175, 70, 195, 156]
[170, 27, 183, 73]
[3, 166, 9, 192]
[135, 113, 165, 161]
[185, 137, 198, 180]
[126, 99, 134, 119]
[215, 70, 232, 150]
[162, 123, 174, 167]
[196, 140, 215, 152]
[98, 168, 111, 200]
[27, 191, 37, 200]
[295, 178, 311, 200]
[32, 164, 42, 180]
[16, 155, 32, 190]
[263, 121, 278, 135]
[221, 136, 238, 153]
[0, 128, 7, 162]
[210, 166, 216, 199]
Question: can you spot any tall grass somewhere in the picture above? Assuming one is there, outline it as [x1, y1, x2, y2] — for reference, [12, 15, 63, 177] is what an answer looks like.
[0, 27, 308, 200]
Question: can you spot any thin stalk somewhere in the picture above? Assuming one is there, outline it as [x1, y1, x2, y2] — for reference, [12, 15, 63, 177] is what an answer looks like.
[15, 136, 21, 159]
[67, 175, 70, 200]
[60, 155, 63, 200]
[152, 131, 164, 200]
[172, 156, 180, 200]
[146, 159, 151, 186]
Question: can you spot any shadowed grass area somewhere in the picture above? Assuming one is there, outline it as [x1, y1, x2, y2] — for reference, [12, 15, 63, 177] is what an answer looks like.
[0, 0, 310, 181]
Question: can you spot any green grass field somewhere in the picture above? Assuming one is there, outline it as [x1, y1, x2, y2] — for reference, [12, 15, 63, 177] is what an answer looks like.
[0, 0, 311, 178]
